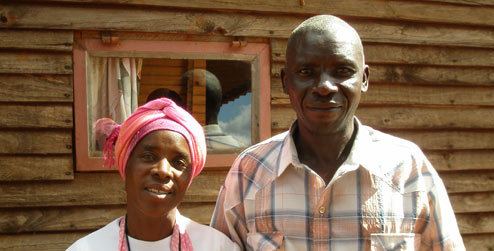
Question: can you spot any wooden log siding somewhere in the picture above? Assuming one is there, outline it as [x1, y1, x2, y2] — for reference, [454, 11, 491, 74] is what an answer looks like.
[15, 0, 494, 27]
[0, 0, 493, 250]
[1, 3, 494, 48]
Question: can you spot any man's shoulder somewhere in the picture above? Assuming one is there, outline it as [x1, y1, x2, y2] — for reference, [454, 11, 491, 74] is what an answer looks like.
[237, 131, 289, 160]
[362, 125, 422, 154]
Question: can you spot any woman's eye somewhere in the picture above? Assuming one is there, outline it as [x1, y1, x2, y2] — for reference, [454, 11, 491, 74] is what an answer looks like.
[172, 159, 188, 171]
[141, 153, 155, 162]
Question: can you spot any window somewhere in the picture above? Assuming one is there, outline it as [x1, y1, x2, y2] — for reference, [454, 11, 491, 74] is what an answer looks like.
[74, 38, 271, 171]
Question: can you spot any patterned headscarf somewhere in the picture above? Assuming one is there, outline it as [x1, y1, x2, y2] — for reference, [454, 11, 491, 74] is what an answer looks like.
[103, 97, 206, 183]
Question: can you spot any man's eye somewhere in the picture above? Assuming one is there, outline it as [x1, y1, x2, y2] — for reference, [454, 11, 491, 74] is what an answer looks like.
[297, 68, 313, 76]
[335, 67, 355, 76]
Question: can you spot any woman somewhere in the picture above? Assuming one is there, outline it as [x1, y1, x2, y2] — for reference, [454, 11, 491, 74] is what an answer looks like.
[68, 98, 239, 250]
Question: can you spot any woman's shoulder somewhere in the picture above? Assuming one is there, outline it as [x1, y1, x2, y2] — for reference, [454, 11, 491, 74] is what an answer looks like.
[66, 217, 122, 251]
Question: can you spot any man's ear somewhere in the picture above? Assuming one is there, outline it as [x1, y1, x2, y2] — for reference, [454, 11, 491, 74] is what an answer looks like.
[281, 67, 289, 94]
[361, 65, 369, 92]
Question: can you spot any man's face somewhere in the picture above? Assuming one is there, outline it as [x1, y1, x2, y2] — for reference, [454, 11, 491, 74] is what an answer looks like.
[125, 130, 192, 217]
[282, 29, 368, 135]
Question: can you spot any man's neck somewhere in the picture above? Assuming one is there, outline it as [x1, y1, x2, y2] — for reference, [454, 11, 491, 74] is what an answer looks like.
[294, 120, 356, 184]
[125, 207, 176, 241]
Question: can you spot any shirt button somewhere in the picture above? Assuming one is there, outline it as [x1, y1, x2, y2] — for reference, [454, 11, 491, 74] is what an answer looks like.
[319, 206, 325, 214]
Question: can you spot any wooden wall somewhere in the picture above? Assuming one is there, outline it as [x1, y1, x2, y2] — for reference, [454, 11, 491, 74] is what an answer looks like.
[0, 0, 493, 250]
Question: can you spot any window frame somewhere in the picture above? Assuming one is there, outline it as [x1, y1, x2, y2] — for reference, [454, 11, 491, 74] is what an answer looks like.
[74, 38, 271, 171]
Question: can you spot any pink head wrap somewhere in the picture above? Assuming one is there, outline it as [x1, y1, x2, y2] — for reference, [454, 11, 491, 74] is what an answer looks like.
[103, 98, 206, 182]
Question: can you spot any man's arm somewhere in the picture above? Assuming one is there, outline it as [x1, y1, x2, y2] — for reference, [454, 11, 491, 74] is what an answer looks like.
[421, 164, 466, 250]
[210, 174, 249, 249]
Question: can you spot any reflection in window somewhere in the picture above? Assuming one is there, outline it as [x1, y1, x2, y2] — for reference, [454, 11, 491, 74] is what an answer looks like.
[87, 57, 251, 156]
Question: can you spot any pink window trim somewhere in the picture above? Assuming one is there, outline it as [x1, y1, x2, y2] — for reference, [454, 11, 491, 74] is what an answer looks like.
[74, 39, 271, 171]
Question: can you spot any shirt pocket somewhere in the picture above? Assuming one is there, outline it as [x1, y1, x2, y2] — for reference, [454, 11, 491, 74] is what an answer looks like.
[370, 233, 421, 251]
[246, 231, 284, 251]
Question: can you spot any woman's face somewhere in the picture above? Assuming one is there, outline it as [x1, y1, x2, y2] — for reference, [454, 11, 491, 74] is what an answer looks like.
[125, 130, 192, 217]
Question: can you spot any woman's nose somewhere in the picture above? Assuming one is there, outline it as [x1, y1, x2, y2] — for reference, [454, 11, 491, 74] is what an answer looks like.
[314, 73, 338, 96]
[152, 159, 173, 179]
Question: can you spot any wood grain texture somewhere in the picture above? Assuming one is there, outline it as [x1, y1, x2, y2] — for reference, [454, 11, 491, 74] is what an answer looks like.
[271, 106, 494, 130]
[0, 232, 87, 251]
[0, 75, 73, 102]
[16, 0, 494, 27]
[0, 130, 72, 154]
[457, 212, 494, 234]
[271, 38, 494, 67]
[270, 63, 494, 96]
[0, 171, 226, 208]
[449, 192, 494, 213]
[0, 30, 73, 51]
[0, 104, 73, 128]
[390, 131, 494, 151]
[272, 84, 494, 107]
[427, 150, 494, 171]
[0, 52, 72, 74]
[462, 234, 494, 251]
[0, 156, 73, 181]
[2, 3, 494, 48]
[0, 203, 214, 234]
[440, 170, 494, 193]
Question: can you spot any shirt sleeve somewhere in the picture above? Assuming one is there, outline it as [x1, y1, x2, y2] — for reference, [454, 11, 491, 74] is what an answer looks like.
[421, 162, 466, 250]
[210, 161, 250, 250]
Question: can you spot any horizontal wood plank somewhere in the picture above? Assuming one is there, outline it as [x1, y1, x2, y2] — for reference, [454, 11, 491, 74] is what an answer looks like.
[0, 156, 73, 181]
[17, 0, 494, 27]
[0, 130, 72, 154]
[0, 171, 226, 208]
[390, 131, 494, 151]
[449, 192, 494, 213]
[457, 212, 494, 234]
[0, 232, 87, 251]
[271, 38, 494, 67]
[0, 104, 73, 128]
[0, 30, 73, 51]
[411, 0, 494, 6]
[2, 4, 494, 48]
[0, 203, 213, 234]
[271, 83, 494, 106]
[427, 150, 494, 171]
[462, 234, 494, 251]
[440, 170, 494, 193]
[271, 106, 494, 130]
[357, 107, 494, 130]
[0, 206, 125, 233]
[271, 63, 494, 96]
[0, 52, 72, 74]
[270, 128, 494, 152]
[0, 75, 73, 102]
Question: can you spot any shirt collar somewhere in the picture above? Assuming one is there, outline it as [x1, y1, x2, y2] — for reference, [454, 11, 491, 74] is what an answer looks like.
[276, 117, 388, 182]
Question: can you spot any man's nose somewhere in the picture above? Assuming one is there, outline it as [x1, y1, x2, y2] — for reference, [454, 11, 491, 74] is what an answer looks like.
[314, 73, 338, 96]
[153, 159, 173, 179]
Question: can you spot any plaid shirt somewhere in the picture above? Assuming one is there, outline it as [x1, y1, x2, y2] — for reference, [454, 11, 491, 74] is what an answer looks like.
[211, 119, 465, 251]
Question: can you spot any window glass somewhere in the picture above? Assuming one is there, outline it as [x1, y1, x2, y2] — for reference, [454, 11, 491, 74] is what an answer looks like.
[87, 56, 252, 157]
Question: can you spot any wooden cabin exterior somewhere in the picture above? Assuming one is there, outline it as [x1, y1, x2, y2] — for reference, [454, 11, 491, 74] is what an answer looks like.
[0, 0, 493, 250]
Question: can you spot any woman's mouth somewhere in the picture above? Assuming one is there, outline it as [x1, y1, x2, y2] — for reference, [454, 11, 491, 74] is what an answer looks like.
[146, 187, 171, 195]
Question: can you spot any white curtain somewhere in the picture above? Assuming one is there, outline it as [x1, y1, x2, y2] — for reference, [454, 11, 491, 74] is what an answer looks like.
[88, 57, 141, 151]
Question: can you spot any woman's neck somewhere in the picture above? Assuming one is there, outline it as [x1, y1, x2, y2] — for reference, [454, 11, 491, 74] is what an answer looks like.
[125, 207, 176, 241]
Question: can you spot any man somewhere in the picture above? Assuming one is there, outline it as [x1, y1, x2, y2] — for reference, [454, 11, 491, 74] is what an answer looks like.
[182, 69, 243, 150]
[211, 15, 465, 250]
